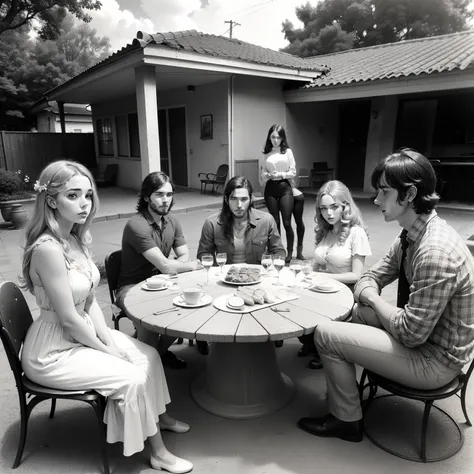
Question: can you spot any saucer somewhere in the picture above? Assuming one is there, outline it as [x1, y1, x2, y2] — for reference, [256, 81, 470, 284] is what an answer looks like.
[173, 294, 212, 308]
[309, 284, 339, 294]
[142, 282, 168, 291]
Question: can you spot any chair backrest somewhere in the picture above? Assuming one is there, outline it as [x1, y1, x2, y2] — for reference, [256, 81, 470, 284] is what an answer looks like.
[105, 250, 122, 304]
[0, 281, 33, 383]
[215, 164, 229, 183]
[103, 164, 118, 185]
[313, 161, 329, 170]
[298, 168, 311, 178]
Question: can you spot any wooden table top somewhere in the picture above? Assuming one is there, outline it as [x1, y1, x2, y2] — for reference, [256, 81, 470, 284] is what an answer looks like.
[123, 267, 354, 343]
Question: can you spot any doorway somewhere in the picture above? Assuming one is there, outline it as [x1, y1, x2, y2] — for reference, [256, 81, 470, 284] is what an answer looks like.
[337, 101, 371, 190]
[158, 106, 188, 186]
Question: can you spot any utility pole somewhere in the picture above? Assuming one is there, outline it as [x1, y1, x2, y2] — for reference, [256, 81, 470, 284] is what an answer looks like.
[224, 20, 241, 39]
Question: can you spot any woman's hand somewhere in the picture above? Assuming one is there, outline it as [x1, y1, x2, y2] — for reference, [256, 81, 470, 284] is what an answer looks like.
[105, 344, 133, 363]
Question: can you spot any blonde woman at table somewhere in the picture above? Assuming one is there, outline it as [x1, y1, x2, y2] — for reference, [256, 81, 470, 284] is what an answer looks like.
[299, 180, 371, 369]
[20, 160, 193, 474]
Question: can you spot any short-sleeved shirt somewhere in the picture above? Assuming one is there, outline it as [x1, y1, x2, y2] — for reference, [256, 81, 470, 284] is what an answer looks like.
[314, 225, 371, 274]
[117, 209, 186, 288]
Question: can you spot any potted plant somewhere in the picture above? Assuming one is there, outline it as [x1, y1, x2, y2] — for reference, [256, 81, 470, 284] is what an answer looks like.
[0, 169, 35, 227]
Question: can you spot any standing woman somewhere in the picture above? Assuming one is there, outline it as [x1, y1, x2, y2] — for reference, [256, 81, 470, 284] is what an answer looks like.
[291, 182, 306, 260]
[299, 180, 371, 368]
[20, 160, 193, 473]
[260, 124, 296, 263]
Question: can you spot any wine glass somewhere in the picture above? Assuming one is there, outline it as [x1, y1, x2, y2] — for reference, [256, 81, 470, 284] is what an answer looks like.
[301, 260, 314, 281]
[289, 259, 302, 286]
[272, 253, 285, 286]
[216, 252, 227, 275]
[261, 251, 273, 275]
[201, 254, 214, 285]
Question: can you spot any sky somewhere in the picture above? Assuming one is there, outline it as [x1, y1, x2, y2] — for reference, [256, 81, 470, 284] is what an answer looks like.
[85, 0, 318, 52]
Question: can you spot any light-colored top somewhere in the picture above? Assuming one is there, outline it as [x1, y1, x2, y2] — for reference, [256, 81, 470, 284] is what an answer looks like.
[233, 236, 246, 264]
[314, 225, 371, 274]
[260, 148, 296, 185]
[354, 211, 474, 370]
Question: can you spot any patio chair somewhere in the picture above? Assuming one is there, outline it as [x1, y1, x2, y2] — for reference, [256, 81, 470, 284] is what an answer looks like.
[105, 250, 129, 331]
[96, 164, 118, 187]
[296, 168, 311, 188]
[0, 281, 109, 473]
[198, 164, 229, 194]
[358, 361, 474, 462]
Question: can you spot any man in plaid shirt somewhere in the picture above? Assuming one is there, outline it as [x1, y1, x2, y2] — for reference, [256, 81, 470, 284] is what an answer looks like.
[298, 148, 474, 442]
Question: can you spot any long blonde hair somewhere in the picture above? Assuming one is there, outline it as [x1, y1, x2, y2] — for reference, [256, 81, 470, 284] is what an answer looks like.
[314, 180, 367, 246]
[20, 160, 99, 292]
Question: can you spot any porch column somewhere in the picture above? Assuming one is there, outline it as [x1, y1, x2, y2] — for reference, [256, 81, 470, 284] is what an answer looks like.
[363, 96, 398, 192]
[135, 65, 160, 178]
[57, 101, 66, 134]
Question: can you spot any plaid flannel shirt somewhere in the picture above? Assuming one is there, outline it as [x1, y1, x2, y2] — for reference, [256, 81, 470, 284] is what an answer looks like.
[354, 211, 474, 370]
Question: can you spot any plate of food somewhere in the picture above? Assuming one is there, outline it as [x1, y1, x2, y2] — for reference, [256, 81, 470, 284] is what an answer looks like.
[220, 265, 262, 285]
[213, 287, 280, 313]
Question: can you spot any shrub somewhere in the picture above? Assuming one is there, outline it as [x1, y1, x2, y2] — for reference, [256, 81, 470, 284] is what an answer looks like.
[0, 169, 22, 194]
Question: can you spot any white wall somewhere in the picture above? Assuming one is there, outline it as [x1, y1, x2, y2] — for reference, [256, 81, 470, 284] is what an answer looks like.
[54, 117, 93, 133]
[285, 102, 339, 175]
[233, 76, 286, 193]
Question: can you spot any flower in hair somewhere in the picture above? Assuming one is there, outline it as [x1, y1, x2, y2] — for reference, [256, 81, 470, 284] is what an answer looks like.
[33, 180, 48, 193]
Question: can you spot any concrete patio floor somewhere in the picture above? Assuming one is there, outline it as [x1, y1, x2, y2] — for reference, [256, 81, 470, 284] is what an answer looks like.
[1, 187, 474, 474]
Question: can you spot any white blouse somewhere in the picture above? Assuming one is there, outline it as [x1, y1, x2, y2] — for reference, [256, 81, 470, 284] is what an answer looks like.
[260, 148, 296, 185]
[314, 225, 371, 274]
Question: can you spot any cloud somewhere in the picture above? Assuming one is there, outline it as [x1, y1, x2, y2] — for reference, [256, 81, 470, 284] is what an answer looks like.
[88, 0, 312, 52]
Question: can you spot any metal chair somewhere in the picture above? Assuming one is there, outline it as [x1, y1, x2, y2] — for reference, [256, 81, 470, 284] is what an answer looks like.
[104, 250, 128, 331]
[0, 281, 109, 473]
[359, 361, 474, 462]
[198, 164, 229, 194]
[296, 168, 311, 188]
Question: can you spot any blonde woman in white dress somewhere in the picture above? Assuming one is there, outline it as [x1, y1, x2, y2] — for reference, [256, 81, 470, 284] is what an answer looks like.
[300, 180, 371, 369]
[20, 160, 193, 473]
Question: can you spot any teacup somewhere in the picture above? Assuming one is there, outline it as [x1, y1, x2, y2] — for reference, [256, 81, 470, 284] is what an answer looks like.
[146, 276, 167, 289]
[181, 287, 204, 305]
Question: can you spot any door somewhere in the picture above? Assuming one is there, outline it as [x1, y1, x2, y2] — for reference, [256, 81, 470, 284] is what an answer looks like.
[168, 107, 188, 186]
[337, 101, 371, 190]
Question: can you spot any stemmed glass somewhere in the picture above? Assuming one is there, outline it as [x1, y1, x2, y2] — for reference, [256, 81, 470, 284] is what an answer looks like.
[272, 252, 285, 286]
[289, 259, 302, 286]
[261, 251, 273, 275]
[201, 254, 214, 285]
[301, 260, 314, 282]
[216, 252, 227, 275]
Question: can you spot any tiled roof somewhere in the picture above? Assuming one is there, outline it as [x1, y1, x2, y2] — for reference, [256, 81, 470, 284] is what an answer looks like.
[134, 30, 327, 73]
[304, 30, 474, 88]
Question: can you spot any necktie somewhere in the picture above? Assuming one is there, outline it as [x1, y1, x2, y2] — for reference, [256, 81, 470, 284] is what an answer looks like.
[397, 229, 410, 308]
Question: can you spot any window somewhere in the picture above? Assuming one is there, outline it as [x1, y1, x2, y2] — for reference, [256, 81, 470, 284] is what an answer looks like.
[115, 115, 129, 156]
[73, 129, 82, 133]
[128, 113, 140, 157]
[96, 118, 113, 155]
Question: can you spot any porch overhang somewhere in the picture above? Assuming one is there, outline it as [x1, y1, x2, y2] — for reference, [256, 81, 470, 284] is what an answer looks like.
[284, 69, 474, 103]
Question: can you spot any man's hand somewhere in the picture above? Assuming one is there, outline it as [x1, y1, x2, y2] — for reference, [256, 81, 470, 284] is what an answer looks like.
[189, 260, 204, 271]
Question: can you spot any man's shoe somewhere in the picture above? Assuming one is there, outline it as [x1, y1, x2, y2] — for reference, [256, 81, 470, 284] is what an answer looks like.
[196, 340, 209, 355]
[161, 351, 187, 369]
[297, 414, 362, 442]
[308, 355, 323, 370]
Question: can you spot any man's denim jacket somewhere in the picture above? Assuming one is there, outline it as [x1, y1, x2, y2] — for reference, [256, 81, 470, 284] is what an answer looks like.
[197, 208, 285, 264]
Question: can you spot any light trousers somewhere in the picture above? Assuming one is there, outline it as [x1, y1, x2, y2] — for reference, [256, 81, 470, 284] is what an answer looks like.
[314, 303, 460, 422]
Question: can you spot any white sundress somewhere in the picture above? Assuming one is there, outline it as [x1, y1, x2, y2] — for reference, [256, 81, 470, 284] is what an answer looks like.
[21, 235, 170, 456]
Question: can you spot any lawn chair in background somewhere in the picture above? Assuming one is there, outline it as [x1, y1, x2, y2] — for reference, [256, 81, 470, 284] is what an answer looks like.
[198, 164, 229, 194]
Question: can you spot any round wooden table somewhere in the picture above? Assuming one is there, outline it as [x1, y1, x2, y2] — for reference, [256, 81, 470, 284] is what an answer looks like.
[123, 266, 354, 419]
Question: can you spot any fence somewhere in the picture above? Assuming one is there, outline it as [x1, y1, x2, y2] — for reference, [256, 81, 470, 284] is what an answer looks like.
[0, 131, 96, 178]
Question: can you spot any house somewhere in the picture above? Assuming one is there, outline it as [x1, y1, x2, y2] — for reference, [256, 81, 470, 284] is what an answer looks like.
[33, 29, 474, 198]
[34, 103, 93, 133]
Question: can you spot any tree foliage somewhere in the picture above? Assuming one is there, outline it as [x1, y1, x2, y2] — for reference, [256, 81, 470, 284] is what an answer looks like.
[0, 0, 102, 39]
[281, 0, 473, 57]
[0, 15, 110, 129]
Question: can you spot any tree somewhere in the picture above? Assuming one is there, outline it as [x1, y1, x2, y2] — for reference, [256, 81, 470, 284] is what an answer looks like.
[281, 0, 473, 57]
[0, 15, 110, 129]
[0, 0, 102, 39]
